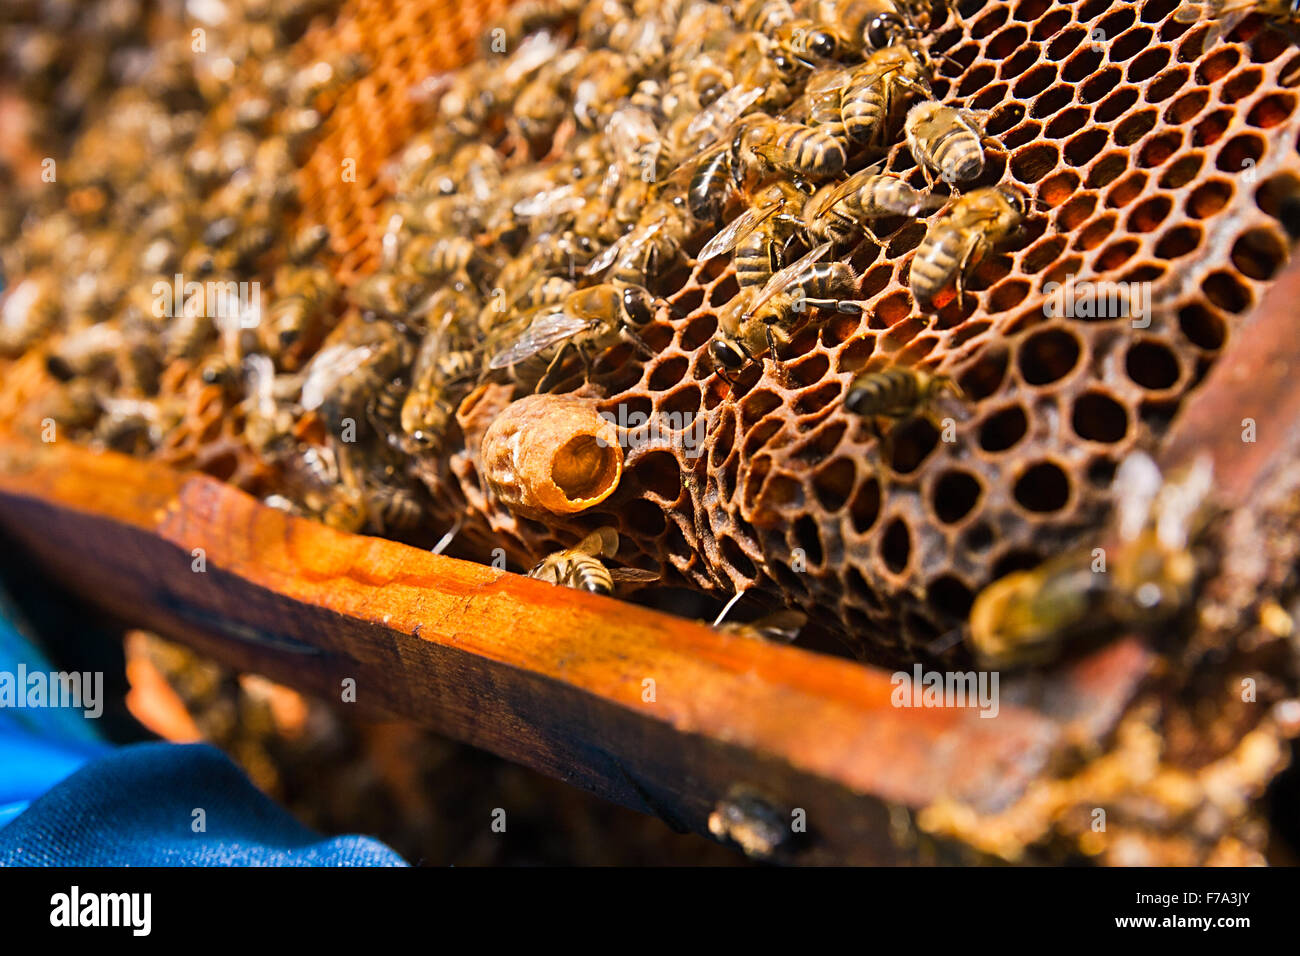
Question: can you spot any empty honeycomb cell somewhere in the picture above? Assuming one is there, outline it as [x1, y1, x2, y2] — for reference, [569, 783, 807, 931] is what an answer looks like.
[1178, 304, 1228, 351]
[1159, 153, 1205, 189]
[1201, 271, 1254, 313]
[1062, 46, 1105, 83]
[1110, 26, 1155, 63]
[1094, 5, 1137, 40]
[1187, 179, 1234, 218]
[932, 470, 983, 524]
[1192, 108, 1233, 146]
[1247, 93, 1298, 129]
[792, 515, 825, 568]
[1216, 133, 1267, 175]
[1073, 213, 1119, 250]
[1002, 44, 1044, 83]
[672, 287, 704, 315]
[1046, 25, 1089, 62]
[1018, 326, 1083, 385]
[886, 418, 941, 475]
[858, 264, 893, 301]
[1250, 25, 1293, 64]
[880, 518, 912, 575]
[679, 314, 715, 352]
[1256, 172, 1300, 225]
[1230, 228, 1288, 281]
[1045, 106, 1091, 139]
[1013, 460, 1072, 513]
[849, 478, 882, 535]
[958, 64, 998, 98]
[794, 382, 841, 416]
[1095, 86, 1141, 124]
[648, 356, 688, 391]
[1127, 46, 1170, 83]
[812, 458, 856, 512]
[874, 290, 914, 326]
[739, 390, 782, 428]
[709, 413, 734, 468]
[1086, 151, 1130, 187]
[1126, 194, 1173, 232]
[1014, 0, 1054, 20]
[1221, 67, 1264, 104]
[947, 317, 993, 347]
[979, 403, 1030, 452]
[1065, 128, 1110, 166]
[821, 313, 863, 349]
[886, 221, 928, 257]
[1114, 108, 1158, 146]
[835, 336, 875, 374]
[1141, 0, 1181, 22]
[1021, 235, 1068, 273]
[1154, 224, 1203, 259]
[1165, 89, 1210, 124]
[659, 385, 701, 419]
[718, 536, 758, 581]
[1197, 47, 1242, 84]
[987, 24, 1031, 60]
[971, 5, 1011, 40]
[1041, 254, 1085, 287]
[1146, 64, 1191, 102]
[927, 574, 977, 622]
[1033, 5, 1072, 40]
[786, 353, 830, 389]
[1106, 171, 1149, 207]
[1126, 339, 1183, 390]
[988, 278, 1031, 312]
[1033, 83, 1074, 117]
[741, 417, 785, 458]
[1135, 130, 1180, 167]
[709, 276, 738, 307]
[1038, 169, 1082, 205]
[1072, 391, 1129, 443]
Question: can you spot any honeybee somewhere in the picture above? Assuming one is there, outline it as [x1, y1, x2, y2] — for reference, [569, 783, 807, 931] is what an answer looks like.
[739, 0, 796, 34]
[1, 275, 62, 356]
[365, 479, 424, 532]
[815, 0, 919, 50]
[400, 321, 476, 452]
[351, 273, 428, 318]
[487, 282, 657, 389]
[301, 324, 413, 435]
[909, 185, 1028, 307]
[842, 44, 932, 145]
[403, 234, 495, 290]
[710, 243, 860, 376]
[260, 263, 337, 356]
[585, 193, 693, 287]
[697, 180, 809, 285]
[904, 102, 989, 187]
[802, 163, 941, 246]
[732, 112, 847, 182]
[289, 443, 369, 533]
[968, 454, 1215, 669]
[527, 527, 660, 593]
[288, 223, 331, 264]
[45, 323, 123, 380]
[843, 366, 963, 430]
[716, 609, 807, 643]
[199, 353, 242, 392]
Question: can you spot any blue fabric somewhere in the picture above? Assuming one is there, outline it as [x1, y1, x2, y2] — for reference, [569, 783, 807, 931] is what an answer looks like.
[0, 741, 408, 866]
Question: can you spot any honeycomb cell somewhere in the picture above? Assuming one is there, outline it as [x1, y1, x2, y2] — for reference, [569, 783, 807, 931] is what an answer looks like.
[1096, 86, 1141, 124]
[1178, 304, 1227, 351]
[1154, 224, 1203, 259]
[849, 477, 882, 535]
[1013, 461, 1071, 513]
[987, 24, 1030, 60]
[1221, 67, 1264, 104]
[1141, 0, 1181, 22]
[1158, 154, 1204, 188]
[1201, 271, 1253, 313]
[1115, 108, 1158, 146]
[979, 403, 1029, 452]
[1126, 339, 1182, 390]
[1046, 26, 1089, 62]
[1165, 88, 1210, 124]
[1038, 169, 1082, 205]
[887, 418, 940, 474]
[1013, 62, 1057, 96]
[1011, 142, 1059, 182]
[1018, 326, 1082, 385]
[1032, 7, 1072, 41]
[1127, 46, 1170, 82]
[1045, 106, 1091, 138]
[1086, 152, 1130, 187]
[1094, 5, 1137, 41]
[1062, 46, 1105, 83]
[1186, 179, 1233, 218]
[1107, 171, 1149, 207]
[1247, 93, 1298, 129]
[1074, 213, 1118, 250]
[1021, 234, 1069, 272]
[1065, 128, 1109, 165]
[1072, 391, 1129, 443]
[958, 347, 1010, 399]
[1109, 27, 1155, 63]
[1015, 0, 1055, 22]
[812, 458, 856, 512]
[927, 575, 976, 620]
[1126, 195, 1173, 232]
[1192, 108, 1233, 146]
[959, 64, 998, 98]
[1145, 65, 1191, 102]
[1230, 228, 1288, 281]
[1138, 130, 1182, 166]
[971, 6, 1011, 40]
[1197, 48, 1240, 84]
[648, 356, 688, 391]
[932, 470, 984, 525]
[1033, 83, 1074, 117]
[633, 450, 682, 502]
[880, 517, 912, 574]
[1215, 133, 1266, 174]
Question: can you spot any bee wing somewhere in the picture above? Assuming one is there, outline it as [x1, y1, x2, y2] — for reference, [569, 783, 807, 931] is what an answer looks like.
[609, 568, 662, 584]
[583, 233, 630, 277]
[487, 307, 590, 369]
[698, 203, 780, 261]
[299, 343, 376, 411]
[686, 85, 764, 147]
[741, 610, 807, 643]
[512, 184, 582, 219]
[805, 66, 851, 98]
[811, 162, 889, 213]
[576, 526, 620, 557]
[606, 106, 661, 173]
[746, 241, 834, 316]
[1112, 451, 1164, 543]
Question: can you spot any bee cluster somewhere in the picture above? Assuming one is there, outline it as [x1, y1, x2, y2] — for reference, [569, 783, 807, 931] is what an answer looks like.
[5, 0, 1300, 664]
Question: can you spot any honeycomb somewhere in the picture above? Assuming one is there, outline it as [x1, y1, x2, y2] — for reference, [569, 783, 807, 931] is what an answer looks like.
[7, 0, 1300, 667]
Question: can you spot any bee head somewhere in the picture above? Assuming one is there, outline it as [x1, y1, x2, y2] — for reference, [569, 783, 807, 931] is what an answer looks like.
[709, 336, 749, 372]
[806, 30, 840, 60]
[866, 13, 906, 50]
[620, 285, 656, 326]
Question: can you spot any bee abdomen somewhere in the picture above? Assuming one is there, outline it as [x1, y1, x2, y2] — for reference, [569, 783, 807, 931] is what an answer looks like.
[689, 150, 733, 223]
[570, 556, 614, 594]
[909, 227, 962, 303]
[845, 367, 919, 417]
[929, 125, 984, 182]
[781, 124, 845, 177]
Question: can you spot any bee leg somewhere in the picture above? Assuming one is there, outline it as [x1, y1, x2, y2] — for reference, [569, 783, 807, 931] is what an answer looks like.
[620, 326, 656, 359]
[536, 343, 573, 393]
[954, 235, 989, 311]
